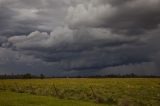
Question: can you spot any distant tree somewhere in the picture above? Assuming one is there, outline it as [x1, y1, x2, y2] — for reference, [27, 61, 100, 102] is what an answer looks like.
[23, 73, 32, 79]
[40, 74, 45, 79]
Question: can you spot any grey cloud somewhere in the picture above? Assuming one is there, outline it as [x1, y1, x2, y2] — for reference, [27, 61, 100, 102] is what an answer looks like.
[8, 26, 149, 71]
[0, 0, 160, 75]
[0, 0, 69, 36]
[0, 6, 18, 35]
[0, 47, 61, 75]
[67, 0, 160, 34]
[0, 6, 41, 36]
[0, 36, 7, 46]
[146, 26, 160, 71]
[100, 62, 158, 75]
[0, 47, 43, 65]
[8, 26, 139, 52]
[7, 24, 160, 74]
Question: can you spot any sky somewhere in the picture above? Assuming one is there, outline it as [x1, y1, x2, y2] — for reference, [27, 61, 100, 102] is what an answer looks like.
[0, 0, 160, 76]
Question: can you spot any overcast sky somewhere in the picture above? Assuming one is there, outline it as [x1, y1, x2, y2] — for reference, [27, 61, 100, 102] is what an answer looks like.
[0, 0, 160, 76]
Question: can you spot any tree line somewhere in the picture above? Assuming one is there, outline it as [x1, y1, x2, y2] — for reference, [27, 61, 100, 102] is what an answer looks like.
[0, 73, 160, 79]
[0, 73, 45, 79]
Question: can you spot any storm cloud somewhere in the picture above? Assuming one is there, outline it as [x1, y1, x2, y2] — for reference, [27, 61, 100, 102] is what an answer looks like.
[0, 0, 160, 76]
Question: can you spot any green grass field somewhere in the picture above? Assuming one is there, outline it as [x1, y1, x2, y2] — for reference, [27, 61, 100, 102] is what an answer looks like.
[0, 78, 160, 106]
[0, 90, 106, 106]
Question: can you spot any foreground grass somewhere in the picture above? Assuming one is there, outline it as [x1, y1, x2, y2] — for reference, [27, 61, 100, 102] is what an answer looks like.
[0, 78, 160, 106]
[0, 90, 106, 106]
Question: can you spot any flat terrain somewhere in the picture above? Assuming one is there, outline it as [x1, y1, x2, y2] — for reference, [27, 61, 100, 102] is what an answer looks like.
[0, 78, 160, 106]
[0, 91, 106, 106]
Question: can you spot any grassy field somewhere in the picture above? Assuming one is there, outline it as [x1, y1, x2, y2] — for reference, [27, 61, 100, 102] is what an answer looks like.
[0, 90, 106, 106]
[0, 78, 160, 106]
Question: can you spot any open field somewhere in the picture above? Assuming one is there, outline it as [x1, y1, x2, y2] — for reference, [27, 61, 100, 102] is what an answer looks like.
[0, 90, 106, 106]
[0, 78, 160, 106]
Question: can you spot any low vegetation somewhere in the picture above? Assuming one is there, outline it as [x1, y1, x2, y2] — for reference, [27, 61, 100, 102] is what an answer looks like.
[0, 90, 106, 106]
[0, 78, 160, 106]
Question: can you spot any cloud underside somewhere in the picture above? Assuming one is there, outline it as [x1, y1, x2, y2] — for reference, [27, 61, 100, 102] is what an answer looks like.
[0, 0, 160, 75]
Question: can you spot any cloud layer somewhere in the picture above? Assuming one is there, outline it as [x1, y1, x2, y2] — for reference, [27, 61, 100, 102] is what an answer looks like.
[0, 0, 160, 76]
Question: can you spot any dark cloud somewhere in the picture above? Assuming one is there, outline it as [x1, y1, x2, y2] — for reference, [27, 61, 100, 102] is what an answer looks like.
[7, 27, 152, 72]
[0, 6, 18, 35]
[0, 0, 69, 36]
[0, 6, 41, 36]
[0, 36, 7, 46]
[100, 62, 158, 75]
[0, 0, 160, 75]
[67, 0, 160, 34]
